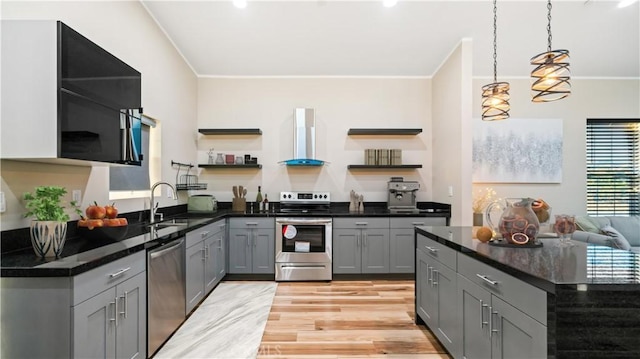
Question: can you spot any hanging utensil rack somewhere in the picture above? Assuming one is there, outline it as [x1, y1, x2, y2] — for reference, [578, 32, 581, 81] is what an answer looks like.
[171, 160, 207, 190]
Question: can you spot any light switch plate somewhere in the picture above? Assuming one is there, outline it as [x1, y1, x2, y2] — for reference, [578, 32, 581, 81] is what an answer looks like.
[0, 191, 5, 213]
[72, 190, 82, 203]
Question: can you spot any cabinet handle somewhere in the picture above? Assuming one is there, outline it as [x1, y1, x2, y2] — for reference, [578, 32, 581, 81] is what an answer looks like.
[253, 231, 257, 247]
[488, 305, 493, 337]
[432, 270, 438, 287]
[246, 222, 258, 226]
[476, 274, 499, 286]
[246, 235, 250, 247]
[205, 245, 210, 259]
[119, 291, 128, 319]
[201, 231, 210, 239]
[427, 266, 433, 285]
[363, 232, 367, 247]
[424, 246, 438, 253]
[491, 309, 500, 337]
[110, 298, 118, 327]
[109, 267, 131, 278]
[412, 222, 425, 226]
[480, 300, 489, 328]
[356, 233, 361, 247]
[355, 222, 368, 226]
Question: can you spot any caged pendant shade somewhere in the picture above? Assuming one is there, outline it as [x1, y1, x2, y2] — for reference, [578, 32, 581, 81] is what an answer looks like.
[481, 0, 510, 121]
[482, 82, 510, 121]
[530, 0, 570, 102]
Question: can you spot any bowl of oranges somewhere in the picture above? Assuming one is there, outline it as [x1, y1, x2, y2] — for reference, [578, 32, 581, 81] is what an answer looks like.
[77, 202, 129, 241]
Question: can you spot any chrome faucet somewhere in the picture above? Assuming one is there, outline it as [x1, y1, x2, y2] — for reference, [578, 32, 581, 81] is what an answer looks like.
[150, 181, 177, 223]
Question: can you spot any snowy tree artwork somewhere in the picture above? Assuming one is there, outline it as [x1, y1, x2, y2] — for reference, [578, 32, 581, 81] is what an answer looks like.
[472, 118, 563, 183]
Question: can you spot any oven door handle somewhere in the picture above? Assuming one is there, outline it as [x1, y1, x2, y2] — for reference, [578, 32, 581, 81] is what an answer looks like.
[276, 218, 332, 225]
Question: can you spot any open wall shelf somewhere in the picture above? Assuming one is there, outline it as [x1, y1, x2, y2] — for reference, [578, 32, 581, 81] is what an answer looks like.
[199, 164, 262, 169]
[198, 128, 262, 135]
[347, 128, 422, 136]
[348, 164, 423, 169]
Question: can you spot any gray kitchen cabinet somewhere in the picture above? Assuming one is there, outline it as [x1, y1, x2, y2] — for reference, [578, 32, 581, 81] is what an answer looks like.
[457, 255, 547, 359]
[1, 252, 146, 358]
[333, 218, 390, 274]
[415, 233, 460, 358]
[73, 271, 146, 359]
[228, 218, 275, 274]
[72, 252, 147, 359]
[390, 217, 447, 273]
[186, 220, 226, 314]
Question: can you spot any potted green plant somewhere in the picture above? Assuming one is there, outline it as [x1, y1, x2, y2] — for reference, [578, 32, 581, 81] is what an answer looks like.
[23, 186, 78, 258]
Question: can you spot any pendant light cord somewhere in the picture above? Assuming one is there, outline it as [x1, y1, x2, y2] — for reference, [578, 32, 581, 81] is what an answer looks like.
[493, 0, 498, 83]
[547, 0, 553, 52]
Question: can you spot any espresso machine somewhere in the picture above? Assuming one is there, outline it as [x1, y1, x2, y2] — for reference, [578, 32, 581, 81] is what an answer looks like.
[387, 177, 420, 213]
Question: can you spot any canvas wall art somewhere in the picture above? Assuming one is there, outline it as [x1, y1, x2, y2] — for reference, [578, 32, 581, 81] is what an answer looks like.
[472, 118, 563, 183]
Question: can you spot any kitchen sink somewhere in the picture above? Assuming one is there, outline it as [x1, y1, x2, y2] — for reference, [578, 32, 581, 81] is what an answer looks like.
[149, 218, 190, 228]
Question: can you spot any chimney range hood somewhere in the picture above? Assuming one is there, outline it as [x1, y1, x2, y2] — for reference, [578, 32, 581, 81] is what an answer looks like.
[280, 108, 326, 166]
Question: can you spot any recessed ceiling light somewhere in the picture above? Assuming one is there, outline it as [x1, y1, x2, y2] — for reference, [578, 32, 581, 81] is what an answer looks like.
[383, 0, 398, 8]
[233, 0, 247, 9]
[618, 0, 638, 8]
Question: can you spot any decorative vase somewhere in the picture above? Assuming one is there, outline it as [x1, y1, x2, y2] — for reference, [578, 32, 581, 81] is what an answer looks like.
[30, 221, 67, 258]
[486, 198, 540, 245]
[473, 212, 483, 226]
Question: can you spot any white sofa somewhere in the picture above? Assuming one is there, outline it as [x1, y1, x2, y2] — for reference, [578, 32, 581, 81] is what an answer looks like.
[571, 215, 640, 253]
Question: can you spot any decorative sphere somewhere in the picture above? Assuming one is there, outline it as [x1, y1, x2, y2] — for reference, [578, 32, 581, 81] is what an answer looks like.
[476, 227, 493, 242]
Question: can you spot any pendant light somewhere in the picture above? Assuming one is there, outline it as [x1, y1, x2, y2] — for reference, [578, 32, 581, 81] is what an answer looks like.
[530, 0, 570, 102]
[481, 0, 510, 121]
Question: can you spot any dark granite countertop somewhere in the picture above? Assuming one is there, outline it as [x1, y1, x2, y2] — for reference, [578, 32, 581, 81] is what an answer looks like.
[1, 202, 450, 277]
[416, 226, 640, 293]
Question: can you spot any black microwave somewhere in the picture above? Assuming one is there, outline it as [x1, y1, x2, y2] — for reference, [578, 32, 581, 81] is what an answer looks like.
[58, 21, 143, 165]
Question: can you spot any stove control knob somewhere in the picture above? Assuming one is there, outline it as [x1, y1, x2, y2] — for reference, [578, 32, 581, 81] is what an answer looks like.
[324, 194, 328, 199]
[314, 194, 318, 198]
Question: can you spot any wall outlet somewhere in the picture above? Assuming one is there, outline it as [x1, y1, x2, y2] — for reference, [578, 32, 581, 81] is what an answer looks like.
[448, 186, 453, 197]
[0, 191, 5, 213]
[72, 190, 82, 204]
[167, 188, 173, 198]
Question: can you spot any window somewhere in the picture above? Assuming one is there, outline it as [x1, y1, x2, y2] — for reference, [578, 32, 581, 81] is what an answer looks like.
[109, 115, 158, 199]
[586, 119, 640, 216]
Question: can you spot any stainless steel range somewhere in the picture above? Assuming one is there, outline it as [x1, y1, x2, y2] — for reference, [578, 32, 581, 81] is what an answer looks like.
[275, 191, 332, 281]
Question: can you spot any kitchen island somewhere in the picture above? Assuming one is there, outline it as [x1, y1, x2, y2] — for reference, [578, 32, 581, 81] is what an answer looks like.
[415, 226, 640, 359]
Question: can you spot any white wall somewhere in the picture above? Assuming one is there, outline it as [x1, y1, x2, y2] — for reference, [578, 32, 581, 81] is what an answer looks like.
[0, 1, 197, 230]
[432, 39, 474, 226]
[471, 78, 640, 217]
[196, 77, 433, 203]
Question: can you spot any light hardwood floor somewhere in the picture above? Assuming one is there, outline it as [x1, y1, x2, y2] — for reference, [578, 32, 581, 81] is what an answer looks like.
[257, 280, 451, 359]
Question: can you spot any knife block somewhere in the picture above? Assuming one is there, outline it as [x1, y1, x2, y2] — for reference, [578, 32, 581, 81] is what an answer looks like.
[232, 198, 246, 213]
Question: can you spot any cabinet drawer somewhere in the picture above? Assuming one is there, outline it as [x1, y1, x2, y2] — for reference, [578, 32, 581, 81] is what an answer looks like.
[416, 234, 456, 270]
[390, 217, 446, 229]
[457, 253, 547, 325]
[229, 217, 274, 229]
[73, 251, 145, 305]
[333, 217, 389, 229]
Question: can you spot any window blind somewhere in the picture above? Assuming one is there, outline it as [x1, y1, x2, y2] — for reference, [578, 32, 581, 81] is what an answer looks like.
[586, 119, 640, 216]
[587, 246, 640, 283]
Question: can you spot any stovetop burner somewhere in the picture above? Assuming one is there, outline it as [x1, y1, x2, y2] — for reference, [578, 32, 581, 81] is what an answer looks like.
[279, 191, 331, 214]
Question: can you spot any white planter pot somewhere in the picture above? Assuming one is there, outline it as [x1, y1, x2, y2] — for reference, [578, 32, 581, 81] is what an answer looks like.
[29, 221, 67, 258]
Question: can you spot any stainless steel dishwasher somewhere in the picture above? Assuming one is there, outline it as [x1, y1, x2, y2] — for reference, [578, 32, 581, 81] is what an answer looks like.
[147, 237, 186, 356]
